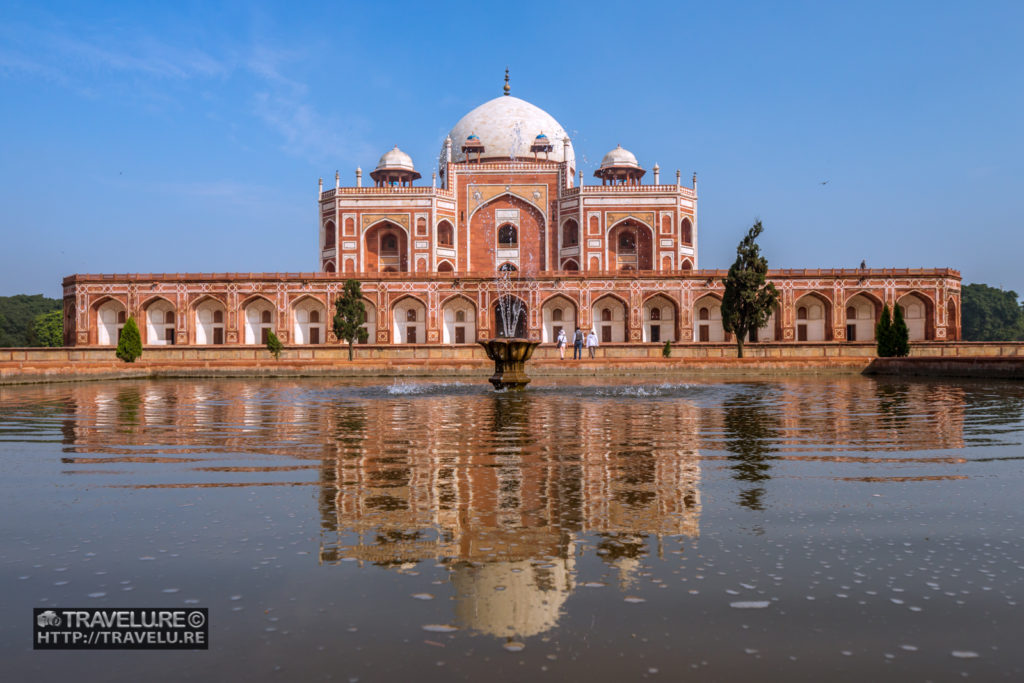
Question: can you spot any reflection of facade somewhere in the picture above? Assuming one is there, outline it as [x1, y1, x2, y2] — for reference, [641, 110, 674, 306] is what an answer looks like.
[47, 378, 979, 637]
[62, 77, 961, 348]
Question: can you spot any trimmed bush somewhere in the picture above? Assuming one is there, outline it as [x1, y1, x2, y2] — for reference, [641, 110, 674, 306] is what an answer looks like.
[116, 316, 142, 363]
[892, 304, 910, 357]
[662, 340, 672, 358]
[266, 330, 283, 360]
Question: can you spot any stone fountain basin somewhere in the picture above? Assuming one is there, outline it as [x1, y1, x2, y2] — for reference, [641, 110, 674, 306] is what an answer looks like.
[478, 338, 540, 390]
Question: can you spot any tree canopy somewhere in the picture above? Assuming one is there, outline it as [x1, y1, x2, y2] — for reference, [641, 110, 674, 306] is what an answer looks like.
[333, 280, 368, 360]
[0, 294, 61, 347]
[721, 221, 779, 358]
[29, 309, 63, 347]
[962, 283, 1024, 341]
[116, 316, 142, 362]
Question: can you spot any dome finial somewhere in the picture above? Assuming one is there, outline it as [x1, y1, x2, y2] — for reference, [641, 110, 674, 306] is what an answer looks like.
[503, 67, 510, 96]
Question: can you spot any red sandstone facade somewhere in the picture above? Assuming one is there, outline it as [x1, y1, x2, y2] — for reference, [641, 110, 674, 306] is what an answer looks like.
[62, 87, 961, 348]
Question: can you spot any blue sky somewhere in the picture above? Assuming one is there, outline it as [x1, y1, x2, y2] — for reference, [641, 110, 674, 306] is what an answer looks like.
[1, 1, 1022, 298]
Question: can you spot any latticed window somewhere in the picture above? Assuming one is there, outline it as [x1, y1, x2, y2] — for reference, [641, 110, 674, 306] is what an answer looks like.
[498, 224, 517, 246]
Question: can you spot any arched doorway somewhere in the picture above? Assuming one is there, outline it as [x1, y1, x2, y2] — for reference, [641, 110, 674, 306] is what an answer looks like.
[845, 294, 880, 342]
[897, 292, 931, 341]
[365, 222, 409, 272]
[442, 297, 476, 344]
[794, 293, 831, 342]
[144, 298, 176, 345]
[293, 297, 326, 344]
[592, 295, 626, 343]
[493, 295, 527, 338]
[194, 297, 226, 345]
[96, 299, 126, 346]
[609, 220, 653, 271]
[542, 296, 577, 343]
[392, 297, 425, 344]
[693, 295, 724, 342]
[643, 295, 676, 342]
[243, 298, 275, 345]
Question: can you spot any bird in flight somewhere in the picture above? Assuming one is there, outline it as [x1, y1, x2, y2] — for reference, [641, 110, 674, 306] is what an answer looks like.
[820, 180, 829, 185]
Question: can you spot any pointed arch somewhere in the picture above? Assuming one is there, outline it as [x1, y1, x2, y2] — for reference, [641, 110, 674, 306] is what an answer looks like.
[91, 295, 127, 346]
[693, 293, 725, 342]
[607, 219, 654, 271]
[141, 296, 176, 346]
[241, 295, 276, 345]
[793, 291, 832, 342]
[561, 258, 579, 272]
[844, 291, 882, 342]
[437, 260, 455, 273]
[364, 220, 410, 273]
[361, 296, 377, 344]
[493, 293, 528, 338]
[192, 294, 227, 345]
[291, 294, 327, 345]
[592, 293, 628, 343]
[468, 191, 546, 222]
[896, 290, 935, 341]
[391, 295, 426, 344]
[541, 294, 579, 343]
[642, 293, 678, 342]
[440, 294, 476, 344]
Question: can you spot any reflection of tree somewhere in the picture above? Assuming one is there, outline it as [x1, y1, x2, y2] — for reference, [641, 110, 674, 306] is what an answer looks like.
[116, 387, 142, 428]
[722, 386, 780, 511]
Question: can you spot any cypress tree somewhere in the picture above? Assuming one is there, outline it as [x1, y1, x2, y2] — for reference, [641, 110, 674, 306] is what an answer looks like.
[116, 316, 142, 363]
[892, 304, 910, 357]
[662, 340, 672, 358]
[875, 304, 893, 357]
[333, 279, 368, 361]
[266, 330, 283, 360]
[721, 221, 779, 359]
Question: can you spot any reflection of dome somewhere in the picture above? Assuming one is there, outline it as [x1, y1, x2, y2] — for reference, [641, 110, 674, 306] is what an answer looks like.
[599, 144, 641, 170]
[374, 145, 417, 173]
[444, 96, 574, 166]
[452, 557, 574, 638]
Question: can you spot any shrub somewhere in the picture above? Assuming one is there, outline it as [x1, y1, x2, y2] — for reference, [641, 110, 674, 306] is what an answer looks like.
[875, 304, 893, 357]
[116, 316, 142, 363]
[266, 330, 283, 360]
[662, 340, 672, 358]
[892, 304, 910, 357]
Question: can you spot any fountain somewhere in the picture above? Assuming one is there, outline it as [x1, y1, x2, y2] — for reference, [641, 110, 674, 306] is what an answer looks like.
[478, 266, 540, 390]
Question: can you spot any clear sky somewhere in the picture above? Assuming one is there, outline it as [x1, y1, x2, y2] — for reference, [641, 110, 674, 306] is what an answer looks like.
[2, 1, 1022, 298]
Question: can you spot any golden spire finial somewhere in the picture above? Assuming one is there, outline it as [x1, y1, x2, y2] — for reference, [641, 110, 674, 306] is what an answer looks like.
[503, 67, 510, 96]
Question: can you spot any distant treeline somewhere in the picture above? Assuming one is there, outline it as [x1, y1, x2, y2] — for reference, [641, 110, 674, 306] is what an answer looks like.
[961, 283, 1024, 342]
[0, 294, 62, 347]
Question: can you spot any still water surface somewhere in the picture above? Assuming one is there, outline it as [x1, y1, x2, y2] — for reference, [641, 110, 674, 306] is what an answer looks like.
[1, 376, 1023, 681]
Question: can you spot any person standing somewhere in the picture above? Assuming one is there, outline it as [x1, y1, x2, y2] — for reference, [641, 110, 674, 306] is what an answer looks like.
[556, 328, 567, 360]
[573, 327, 584, 360]
[586, 328, 599, 359]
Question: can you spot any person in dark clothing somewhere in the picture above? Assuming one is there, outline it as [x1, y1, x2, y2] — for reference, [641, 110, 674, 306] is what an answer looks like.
[573, 327, 584, 360]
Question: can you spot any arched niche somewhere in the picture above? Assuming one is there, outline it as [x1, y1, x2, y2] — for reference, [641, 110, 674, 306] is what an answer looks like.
[541, 295, 577, 343]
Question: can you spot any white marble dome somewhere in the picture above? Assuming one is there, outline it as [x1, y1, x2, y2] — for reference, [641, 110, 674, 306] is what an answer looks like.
[599, 144, 641, 170]
[443, 96, 574, 166]
[375, 145, 416, 172]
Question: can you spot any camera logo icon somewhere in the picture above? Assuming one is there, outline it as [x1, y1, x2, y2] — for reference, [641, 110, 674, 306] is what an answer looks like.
[37, 610, 61, 628]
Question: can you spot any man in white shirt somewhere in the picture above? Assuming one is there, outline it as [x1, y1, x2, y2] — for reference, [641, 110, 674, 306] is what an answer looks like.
[586, 328, 599, 359]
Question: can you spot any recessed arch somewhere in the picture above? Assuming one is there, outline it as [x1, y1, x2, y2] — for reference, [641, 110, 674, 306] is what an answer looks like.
[642, 294, 678, 342]
[693, 293, 725, 342]
[896, 290, 934, 341]
[561, 218, 579, 248]
[592, 293, 627, 343]
[391, 295, 426, 344]
[437, 260, 455, 273]
[92, 296, 127, 346]
[561, 258, 579, 272]
[793, 291, 832, 342]
[844, 291, 882, 342]
[364, 221, 410, 273]
[192, 294, 227, 345]
[323, 260, 336, 273]
[441, 295, 476, 344]
[541, 294, 578, 343]
[436, 219, 455, 248]
[142, 296, 176, 346]
[493, 294, 528, 338]
[292, 294, 327, 345]
[607, 219, 654, 271]
[468, 191, 546, 223]
[241, 295, 276, 345]
[324, 220, 336, 249]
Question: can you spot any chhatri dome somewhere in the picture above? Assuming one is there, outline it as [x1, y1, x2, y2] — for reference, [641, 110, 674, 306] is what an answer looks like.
[442, 71, 574, 167]
[370, 145, 420, 186]
[598, 144, 641, 171]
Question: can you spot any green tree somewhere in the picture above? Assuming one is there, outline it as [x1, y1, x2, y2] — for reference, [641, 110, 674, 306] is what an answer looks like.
[333, 279, 369, 361]
[116, 316, 142, 362]
[30, 309, 63, 347]
[876, 304, 893, 356]
[0, 294, 62, 346]
[892, 304, 910, 357]
[721, 220, 779, 358]
[961, 283, 1024, 341]
[266, 330, 283, 360]
[662, 340, 672, 358]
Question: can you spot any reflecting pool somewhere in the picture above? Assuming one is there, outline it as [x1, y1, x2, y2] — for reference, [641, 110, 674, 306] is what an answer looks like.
[2, 377, 1023, 680]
